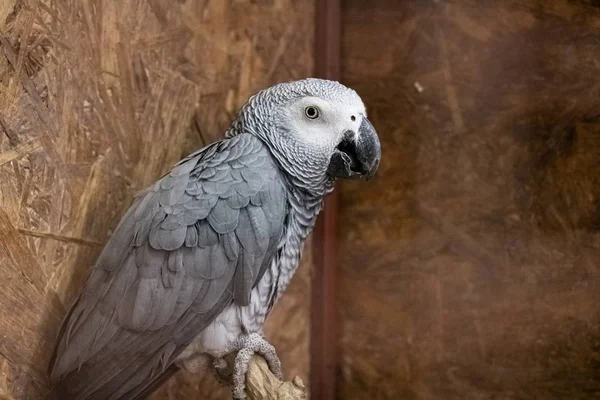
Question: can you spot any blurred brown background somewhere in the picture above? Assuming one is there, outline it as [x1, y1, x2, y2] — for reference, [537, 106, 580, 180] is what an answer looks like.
[1, 0, 600, 399]
[338, 1, 600, 399]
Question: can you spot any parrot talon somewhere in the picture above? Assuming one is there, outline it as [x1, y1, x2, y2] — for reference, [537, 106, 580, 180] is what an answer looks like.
[230, 333, 282, 399]
[212, 356, 233, 385]
[213, 357, 228, 371]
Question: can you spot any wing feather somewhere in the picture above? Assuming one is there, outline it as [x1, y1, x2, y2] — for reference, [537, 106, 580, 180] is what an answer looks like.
[49, 134, 289, 400]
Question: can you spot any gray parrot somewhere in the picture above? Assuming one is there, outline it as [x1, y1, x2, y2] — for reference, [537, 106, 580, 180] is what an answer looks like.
[48, 78, 381, 399]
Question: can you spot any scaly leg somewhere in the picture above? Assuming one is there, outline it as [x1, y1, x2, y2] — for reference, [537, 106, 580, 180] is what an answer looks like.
[228, 333, 282, 399]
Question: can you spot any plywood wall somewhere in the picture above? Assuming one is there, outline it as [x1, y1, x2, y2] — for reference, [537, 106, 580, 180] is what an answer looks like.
[0, 1, 313, 399]
[338, 1, 600, 399]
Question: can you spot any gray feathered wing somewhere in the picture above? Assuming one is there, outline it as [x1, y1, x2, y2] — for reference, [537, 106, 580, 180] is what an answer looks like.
[48, 133, 288, 399]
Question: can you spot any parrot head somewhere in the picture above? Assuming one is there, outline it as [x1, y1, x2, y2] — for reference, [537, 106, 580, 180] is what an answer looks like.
[226, 78, 381, 191]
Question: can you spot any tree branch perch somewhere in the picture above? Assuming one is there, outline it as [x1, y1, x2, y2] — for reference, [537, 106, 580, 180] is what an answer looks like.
[245, 355, 306, 400]
[240, 355, 307, 400]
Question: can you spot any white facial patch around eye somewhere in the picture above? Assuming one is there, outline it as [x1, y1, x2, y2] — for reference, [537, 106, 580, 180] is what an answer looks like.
[283, 95, 366, 152]
[295, 97, 331, 122]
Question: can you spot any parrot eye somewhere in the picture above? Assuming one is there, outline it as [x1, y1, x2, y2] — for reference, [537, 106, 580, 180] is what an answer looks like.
[304, 106, 319, 120]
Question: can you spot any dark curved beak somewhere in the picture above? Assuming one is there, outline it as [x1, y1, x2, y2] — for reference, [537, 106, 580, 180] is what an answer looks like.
[327, 117, 381, 179]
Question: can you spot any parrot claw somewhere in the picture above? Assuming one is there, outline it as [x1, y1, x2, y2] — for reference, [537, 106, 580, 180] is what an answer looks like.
[230, 333, 283, 399]
[211, 356, 234, 385]
[213, 357, 228, 371]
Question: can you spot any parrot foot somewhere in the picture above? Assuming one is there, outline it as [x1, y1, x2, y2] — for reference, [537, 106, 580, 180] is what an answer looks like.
[211, 357, 234, 385]
[230, 332, 282, 399]
[213, 356, 228, 371]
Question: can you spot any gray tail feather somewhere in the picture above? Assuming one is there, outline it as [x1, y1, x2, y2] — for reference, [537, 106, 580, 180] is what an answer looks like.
[129, 364, 180, 400]
[47, 364, 180, 400]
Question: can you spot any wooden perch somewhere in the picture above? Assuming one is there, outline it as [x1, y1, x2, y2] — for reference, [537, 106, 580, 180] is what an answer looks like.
[210, 354, 307, 400]
[244, 355, 307, 400]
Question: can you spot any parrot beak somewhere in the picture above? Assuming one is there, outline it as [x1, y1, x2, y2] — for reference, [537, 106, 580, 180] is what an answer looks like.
[327, 116, 381, 180]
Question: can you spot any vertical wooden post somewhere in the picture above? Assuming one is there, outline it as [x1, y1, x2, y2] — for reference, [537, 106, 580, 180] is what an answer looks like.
[311, 1, 341, 399]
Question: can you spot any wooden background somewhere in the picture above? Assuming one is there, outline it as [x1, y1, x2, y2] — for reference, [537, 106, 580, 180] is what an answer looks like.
[0, 0, 313, 399]
[4, 0, 600, 399]
[338, 0, 600, 399]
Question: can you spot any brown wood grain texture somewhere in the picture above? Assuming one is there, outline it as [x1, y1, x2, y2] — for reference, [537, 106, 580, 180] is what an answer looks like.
[0, 1, 314, 399]
[311, 1, 341, 400]
[338, 0, 600, 399]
